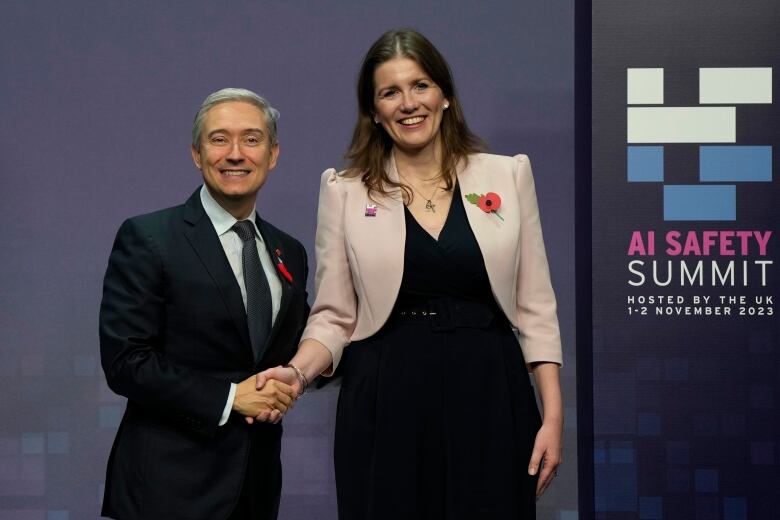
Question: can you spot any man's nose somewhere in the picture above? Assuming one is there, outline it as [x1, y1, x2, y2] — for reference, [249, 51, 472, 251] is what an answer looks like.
[226, 142, 244, 161]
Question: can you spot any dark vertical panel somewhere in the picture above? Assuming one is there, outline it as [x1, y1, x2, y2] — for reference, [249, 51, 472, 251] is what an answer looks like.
[576, 1, 595, 519]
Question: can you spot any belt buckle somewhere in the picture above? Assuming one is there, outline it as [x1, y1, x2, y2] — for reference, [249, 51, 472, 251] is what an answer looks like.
[430, 299, 455, 332]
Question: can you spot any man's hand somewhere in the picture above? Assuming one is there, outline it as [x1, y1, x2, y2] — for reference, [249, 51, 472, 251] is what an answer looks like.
[232, 374, 295, 425]
[250, 366, 303, 422]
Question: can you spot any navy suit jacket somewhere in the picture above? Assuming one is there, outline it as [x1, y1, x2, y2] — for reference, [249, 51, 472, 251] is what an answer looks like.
[99, 188, 309, 519]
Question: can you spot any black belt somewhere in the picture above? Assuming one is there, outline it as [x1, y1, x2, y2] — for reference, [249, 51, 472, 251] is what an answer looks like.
[392, 298, 501, 331]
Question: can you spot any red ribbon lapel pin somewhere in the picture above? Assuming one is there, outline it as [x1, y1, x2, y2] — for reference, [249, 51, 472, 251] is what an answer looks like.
[274, 248, 293, 283]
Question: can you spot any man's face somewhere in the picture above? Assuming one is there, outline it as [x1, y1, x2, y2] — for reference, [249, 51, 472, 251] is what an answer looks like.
[191, 101, 279, 213]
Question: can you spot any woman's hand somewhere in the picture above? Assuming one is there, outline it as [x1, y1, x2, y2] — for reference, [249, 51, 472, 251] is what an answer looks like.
[247, 339, 335, 424]
[243, 367, 300, 425]
[528, 418, 563, 498]
[233, 375, 295, 425]
[256, 365, 302, 396]
[528, 361, 563, 498]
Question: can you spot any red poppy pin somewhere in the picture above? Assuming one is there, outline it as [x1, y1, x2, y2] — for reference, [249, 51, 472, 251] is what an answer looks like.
[274, 248, 294, 283]
[464, 192, 504, 221]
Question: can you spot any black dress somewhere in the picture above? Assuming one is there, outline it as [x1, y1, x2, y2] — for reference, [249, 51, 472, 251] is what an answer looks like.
[335, 184, 542, 520]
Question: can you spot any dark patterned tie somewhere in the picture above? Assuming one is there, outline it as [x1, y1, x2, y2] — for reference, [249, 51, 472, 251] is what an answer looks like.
[232, 220, 272, 361]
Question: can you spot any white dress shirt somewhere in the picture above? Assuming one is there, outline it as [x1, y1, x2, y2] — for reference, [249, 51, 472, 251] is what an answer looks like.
[200, 185, 283, 426]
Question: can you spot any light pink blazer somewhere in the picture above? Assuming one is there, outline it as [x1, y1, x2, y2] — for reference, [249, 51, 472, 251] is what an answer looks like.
[301, 153, 562, 373]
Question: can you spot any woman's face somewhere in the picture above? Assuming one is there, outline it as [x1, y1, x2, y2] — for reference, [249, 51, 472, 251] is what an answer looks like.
[372, 57, 449, 156]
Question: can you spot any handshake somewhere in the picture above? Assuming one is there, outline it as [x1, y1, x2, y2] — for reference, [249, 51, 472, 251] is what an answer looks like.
[231, 365, 307, 425]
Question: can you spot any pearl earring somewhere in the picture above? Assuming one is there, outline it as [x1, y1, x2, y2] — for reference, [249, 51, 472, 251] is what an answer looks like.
[443, 103, 449, 110]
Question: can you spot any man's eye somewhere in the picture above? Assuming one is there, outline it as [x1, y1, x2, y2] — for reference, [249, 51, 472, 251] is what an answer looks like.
[245, 136, 260, 145]
[210, 136, 227, 145]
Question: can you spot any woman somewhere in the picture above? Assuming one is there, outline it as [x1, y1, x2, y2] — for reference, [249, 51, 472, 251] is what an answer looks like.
[262, 29, 563, 519]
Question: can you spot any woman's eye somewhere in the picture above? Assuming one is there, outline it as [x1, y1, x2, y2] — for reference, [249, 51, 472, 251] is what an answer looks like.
[380, 90, 398, 98]
[415, 82, 429, 91]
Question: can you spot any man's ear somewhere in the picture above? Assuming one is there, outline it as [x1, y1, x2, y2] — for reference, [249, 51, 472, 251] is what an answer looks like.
[268, 142, 280, 171]
[190, 144, 202, 170]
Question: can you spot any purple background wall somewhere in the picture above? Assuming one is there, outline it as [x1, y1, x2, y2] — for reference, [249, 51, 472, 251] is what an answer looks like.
[0, 2, 576, 518]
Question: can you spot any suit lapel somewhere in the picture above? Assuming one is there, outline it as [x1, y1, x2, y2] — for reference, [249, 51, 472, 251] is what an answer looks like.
[181, 191, 253, 356]
[255, 217, 293, 360]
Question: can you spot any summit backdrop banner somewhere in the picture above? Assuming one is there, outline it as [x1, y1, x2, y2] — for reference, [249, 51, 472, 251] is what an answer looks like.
[590, 1, 779, 519]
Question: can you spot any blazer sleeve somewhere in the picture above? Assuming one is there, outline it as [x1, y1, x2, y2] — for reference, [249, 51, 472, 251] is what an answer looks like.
[99, 218, 230, 437]
[300, 169, 358, 374]
[513, 154, 563, 366]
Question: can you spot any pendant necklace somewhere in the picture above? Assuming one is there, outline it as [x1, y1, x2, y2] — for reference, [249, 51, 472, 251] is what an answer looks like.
[418, 185, 440, 212]
[399, 171, 443, 212]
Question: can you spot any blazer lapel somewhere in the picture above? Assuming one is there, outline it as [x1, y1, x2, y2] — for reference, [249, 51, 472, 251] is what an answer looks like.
[344, 156, 405, 329]
[181, 191, 253, 356]
[457, 157, 520, 321]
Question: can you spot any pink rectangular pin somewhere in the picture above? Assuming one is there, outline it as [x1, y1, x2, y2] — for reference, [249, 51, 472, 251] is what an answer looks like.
[365, 204, 377, 217]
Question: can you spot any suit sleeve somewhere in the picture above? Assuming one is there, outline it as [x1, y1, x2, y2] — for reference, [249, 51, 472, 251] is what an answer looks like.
[300, 169, 358, 374]
[99, 218, 230, 437]
[513, 154, 563, 366]
[292, 238, 311, 347]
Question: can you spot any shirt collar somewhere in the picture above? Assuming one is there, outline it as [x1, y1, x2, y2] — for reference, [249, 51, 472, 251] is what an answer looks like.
[199, 185, 262, 240]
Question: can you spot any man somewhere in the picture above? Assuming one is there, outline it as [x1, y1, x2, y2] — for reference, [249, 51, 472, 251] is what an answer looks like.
[99, 88, 309, 519]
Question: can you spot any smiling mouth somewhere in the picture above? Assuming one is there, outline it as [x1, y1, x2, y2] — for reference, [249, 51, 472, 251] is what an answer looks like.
[398, 116, 425, 126]
[220, 169, 250, 176]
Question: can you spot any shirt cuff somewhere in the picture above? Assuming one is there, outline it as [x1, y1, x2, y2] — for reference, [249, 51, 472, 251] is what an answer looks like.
[219, 383, 237, 427]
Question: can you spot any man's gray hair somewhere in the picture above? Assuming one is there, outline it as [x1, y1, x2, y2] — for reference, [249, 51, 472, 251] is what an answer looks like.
[192, 87, 280, 150]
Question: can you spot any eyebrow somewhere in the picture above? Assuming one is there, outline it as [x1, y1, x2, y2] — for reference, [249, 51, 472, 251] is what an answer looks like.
[376, 77, 433, 93]
[207, 128, 266, 138]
